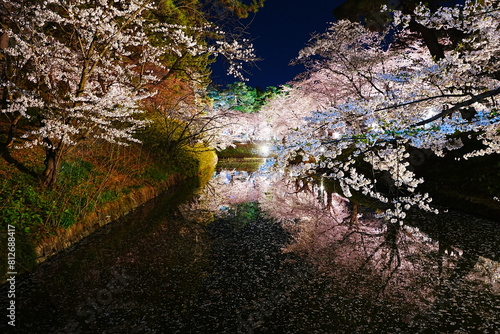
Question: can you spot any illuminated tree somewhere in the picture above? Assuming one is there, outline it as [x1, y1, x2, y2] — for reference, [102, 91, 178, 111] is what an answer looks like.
[263, 1, 500, 222]
[0, 0, 255, 187]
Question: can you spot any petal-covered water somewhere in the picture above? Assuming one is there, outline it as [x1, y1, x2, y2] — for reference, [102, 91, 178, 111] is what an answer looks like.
[1, 169, 499, 333]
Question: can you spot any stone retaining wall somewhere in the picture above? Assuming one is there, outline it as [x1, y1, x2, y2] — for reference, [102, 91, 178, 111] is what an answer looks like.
[34, 173, 185, 263]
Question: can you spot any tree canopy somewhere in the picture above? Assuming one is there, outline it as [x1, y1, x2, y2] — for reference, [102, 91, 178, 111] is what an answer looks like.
[0, 0, 258, 187]
[260, 0, 500, 222]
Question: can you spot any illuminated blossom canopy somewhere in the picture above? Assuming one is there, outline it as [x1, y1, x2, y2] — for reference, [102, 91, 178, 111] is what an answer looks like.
[0, 0, 255, 186]
[260, 0, 500, 222]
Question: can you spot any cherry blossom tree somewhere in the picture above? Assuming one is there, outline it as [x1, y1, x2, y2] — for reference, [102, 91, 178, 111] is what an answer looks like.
[262, 0, 500, 222]
[0, 0, 255, 187]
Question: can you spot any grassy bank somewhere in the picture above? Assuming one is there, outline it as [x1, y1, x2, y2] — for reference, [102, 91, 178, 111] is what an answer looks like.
[0, 139, 217, 278]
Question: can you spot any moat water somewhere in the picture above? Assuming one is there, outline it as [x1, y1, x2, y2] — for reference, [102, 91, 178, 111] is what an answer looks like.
[1, 160, 499, 333]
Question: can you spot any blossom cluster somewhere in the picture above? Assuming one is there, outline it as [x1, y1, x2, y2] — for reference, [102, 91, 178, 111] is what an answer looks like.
[0, 0, 255, 153]
[259, 2, 500, 222]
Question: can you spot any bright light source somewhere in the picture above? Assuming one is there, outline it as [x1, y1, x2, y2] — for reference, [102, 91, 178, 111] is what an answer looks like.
[259, 145, 270, 156]
[332, 132, 341, 139]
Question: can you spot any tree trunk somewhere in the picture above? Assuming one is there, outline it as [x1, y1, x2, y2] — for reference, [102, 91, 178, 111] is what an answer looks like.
[5, 114, 22, 148]
[42, 146, 63, 188]
[409, 21, 445, 61]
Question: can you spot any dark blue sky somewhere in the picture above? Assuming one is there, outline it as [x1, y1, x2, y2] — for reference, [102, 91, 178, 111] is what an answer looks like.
[211, 0, 347, 88]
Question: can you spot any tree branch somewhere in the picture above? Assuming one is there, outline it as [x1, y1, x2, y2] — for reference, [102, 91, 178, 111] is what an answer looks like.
[413, 86, 500, 127]
[374, 93, 470, 113]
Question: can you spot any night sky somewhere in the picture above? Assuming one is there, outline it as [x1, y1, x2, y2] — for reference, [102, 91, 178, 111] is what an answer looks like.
[211, 0, 347, 89]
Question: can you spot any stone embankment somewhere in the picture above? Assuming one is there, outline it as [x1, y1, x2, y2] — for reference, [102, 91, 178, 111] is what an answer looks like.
[34, 174, 186, 263]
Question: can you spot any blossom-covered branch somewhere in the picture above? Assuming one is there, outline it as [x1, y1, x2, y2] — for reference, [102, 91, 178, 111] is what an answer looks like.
[0, 0, 256, 186]
[261, 1, 500, 222]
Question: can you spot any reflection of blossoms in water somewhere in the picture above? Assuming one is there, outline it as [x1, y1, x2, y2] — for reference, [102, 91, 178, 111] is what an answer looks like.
[193, 168, 352, 223]
[208, 170, 272, 209]
[277, 195, 499, 331]
[178, 169, 275, 222]
[266, 180, 500, 326]
[182, 168, 500, 332]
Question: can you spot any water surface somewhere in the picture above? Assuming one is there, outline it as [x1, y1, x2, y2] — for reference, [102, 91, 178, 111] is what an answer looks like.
[1, 167, 499, 333]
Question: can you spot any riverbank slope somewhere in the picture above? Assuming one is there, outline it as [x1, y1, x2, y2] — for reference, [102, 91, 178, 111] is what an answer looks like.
[0, 141, 217, 280]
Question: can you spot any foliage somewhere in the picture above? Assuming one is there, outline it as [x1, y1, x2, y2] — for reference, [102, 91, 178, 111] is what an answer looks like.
[58, 159, 95, 189]
[192, 82, 287, 147]
[0, 159, 95, 231]
[209, 81, 282, 113]
[0, 176, 48, 233]
[214, 0, 265, 19]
